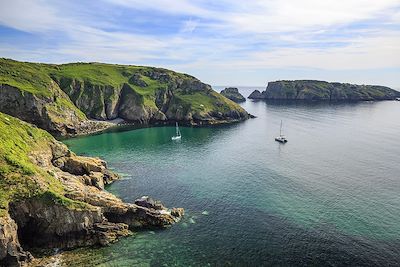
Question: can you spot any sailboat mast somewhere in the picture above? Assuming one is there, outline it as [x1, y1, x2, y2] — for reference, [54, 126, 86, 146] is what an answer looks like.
[176, 122, 179, 135]
[280, 120, 283, 136]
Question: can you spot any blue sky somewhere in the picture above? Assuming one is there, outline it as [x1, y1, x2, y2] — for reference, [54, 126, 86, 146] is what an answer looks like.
[0, 0, 399, 88]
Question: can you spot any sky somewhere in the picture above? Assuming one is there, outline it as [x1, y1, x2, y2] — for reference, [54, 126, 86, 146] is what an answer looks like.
[0, 0, 399, 88]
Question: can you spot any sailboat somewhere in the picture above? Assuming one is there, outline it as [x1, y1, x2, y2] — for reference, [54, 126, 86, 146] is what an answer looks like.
[275, 120, 288, 143]
[171, 122, 182, 140]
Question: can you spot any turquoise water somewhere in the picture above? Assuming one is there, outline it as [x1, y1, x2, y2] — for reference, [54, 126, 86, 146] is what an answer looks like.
[61, 94, 400, 266]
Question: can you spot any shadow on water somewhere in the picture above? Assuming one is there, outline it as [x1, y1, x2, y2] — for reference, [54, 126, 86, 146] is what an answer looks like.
[46, 199, 400, 266]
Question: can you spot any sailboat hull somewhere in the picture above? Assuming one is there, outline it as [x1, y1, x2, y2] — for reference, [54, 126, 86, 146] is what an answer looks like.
[275, 137, 288, 143]
[171, 136, 181, 140]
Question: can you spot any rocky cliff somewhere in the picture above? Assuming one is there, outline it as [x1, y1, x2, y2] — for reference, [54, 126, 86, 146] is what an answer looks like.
[0, 59, 249, 137]
[248, 80, 400, 101]
[0, 113, 183, 266]
[220, 87, 246, 103]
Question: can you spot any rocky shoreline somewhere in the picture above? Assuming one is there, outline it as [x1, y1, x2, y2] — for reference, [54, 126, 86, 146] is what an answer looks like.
[0, 59, 252, 266]
[0, 114, 184, 266]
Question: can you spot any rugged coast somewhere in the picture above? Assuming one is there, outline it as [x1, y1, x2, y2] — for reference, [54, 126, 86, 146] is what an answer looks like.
[248, 80, 399, 101]
[0, 58, 254, 266]
[0, 113, 183, 266]
[0, 58, 250, 137]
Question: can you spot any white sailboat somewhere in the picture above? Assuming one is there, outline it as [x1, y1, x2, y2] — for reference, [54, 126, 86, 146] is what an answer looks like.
[275, 120, 288, 143]
[171, 122, 182, 140]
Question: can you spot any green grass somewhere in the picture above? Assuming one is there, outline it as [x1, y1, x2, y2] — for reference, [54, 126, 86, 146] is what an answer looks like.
[0, 58, 247, 122]
[0, 58, 54, 97]
[50, 63, 133, 87]
[0, 113, 89, 217]
[176, 91, 245, 114]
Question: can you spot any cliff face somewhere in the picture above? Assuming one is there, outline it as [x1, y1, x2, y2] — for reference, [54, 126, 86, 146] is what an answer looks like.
[0, 59, 249, 137]
[51, 64, 249, 125]
[220, 87, 246, 103]
[248, 80, 400, 101]
[0, 113, 183, 266]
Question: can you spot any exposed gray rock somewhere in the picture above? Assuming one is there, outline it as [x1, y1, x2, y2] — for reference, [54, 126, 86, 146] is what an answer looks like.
[0, 215, 33, 267]
[0, 137, 185, 265]
[220, 87, 246, 103]
[128, 73, 148, 87]
[248, 90, 264, 99]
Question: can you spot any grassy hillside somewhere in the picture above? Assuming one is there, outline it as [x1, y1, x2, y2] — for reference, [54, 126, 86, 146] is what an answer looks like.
[0, 58, 248, 126]
[0, 113, 87, 217]
[0, 58, 54, 97]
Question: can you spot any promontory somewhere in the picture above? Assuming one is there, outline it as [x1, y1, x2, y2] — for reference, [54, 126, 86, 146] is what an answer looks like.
[248, 80, 399, 101]
[0, 58, 250, 137]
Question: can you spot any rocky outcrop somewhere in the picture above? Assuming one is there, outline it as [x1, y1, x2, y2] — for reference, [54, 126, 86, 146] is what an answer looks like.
[0, 84, 113, 137]
[55, 74, 249, 126]
[8, 198, 130, 249]
[248, 80, 400, 101]
[220, 87, 246, 103]
[248, 90, 264, 99]
[0, 114, 184, 266]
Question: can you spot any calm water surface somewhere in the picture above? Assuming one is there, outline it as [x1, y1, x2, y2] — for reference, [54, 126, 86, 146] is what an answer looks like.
[60, 88, 400, 266]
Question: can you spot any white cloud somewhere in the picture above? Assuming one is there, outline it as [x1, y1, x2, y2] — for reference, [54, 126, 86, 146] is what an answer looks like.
[0, 0, 399, 86]
[181, 19, 199, 33]
[0, 0, 64, 32]
[105, 0, 400, 33]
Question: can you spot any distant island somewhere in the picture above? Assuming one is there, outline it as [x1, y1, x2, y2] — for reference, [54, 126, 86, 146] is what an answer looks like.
[248, 80, 400, 101]
[0, 58, 250, 137]
[220, 87, 246, 103]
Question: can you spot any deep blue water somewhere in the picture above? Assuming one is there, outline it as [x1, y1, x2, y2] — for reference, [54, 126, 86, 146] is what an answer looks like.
[59, 87, 400, 266]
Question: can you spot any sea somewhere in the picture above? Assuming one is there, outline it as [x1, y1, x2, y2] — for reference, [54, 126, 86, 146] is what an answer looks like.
[55, 86, 400, 266]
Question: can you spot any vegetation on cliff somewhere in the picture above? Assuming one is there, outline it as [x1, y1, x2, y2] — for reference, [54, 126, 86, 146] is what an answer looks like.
[0, 58, 249, 137]
[248, 80, 400, 101]
[0, 113, 87, 218]
[0, 112, 184, 265]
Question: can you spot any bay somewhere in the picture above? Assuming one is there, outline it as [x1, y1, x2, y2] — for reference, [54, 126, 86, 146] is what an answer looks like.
[59, 87, 400, 266]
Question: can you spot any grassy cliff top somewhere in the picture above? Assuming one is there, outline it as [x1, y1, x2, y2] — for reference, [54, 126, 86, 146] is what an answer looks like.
[0, 113, 88, 217]
[0, 58, 55, 96]
[0, 58, 247, 121]
[0, 58, 195, 96]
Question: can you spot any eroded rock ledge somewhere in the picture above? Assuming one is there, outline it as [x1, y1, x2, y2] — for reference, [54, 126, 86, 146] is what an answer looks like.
[0, 138, 183, 266]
